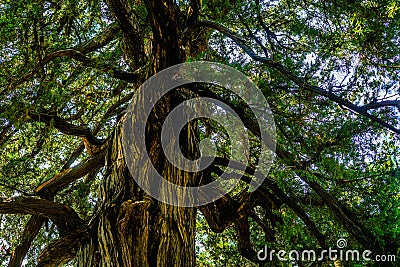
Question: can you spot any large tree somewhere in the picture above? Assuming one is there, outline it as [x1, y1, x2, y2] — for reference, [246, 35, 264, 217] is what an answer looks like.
[0, 0, 399, 266]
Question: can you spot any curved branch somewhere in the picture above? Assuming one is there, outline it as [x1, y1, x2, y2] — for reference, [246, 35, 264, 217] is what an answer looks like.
[199, 91, 381, 250]
[305, 176, 381, 252]
[0, 197, 84, 235]
[29, 112, 103, 146]
[199, 170, 259, 233]
[37, 228, 90, 267]
[199, 20, 400, 134]
[7, 22, 128, 90]
[205, 89, 384, 252]
[8, 146, 106, 266]
[202, 92, 379, 250]
[209, 157, 326, 247]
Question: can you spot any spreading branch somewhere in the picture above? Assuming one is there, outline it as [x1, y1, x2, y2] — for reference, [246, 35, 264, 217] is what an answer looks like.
[0, 197, 84, 235]
[8, 22, 140, 90]
[195, 86, 377, 251]
[209, 157, 326, 247]
[29, 112, 103, 146]
[360, 100, 400, 111]
[35, 148, 106, 197]
[37, 228, 90, 267]
[200, 20, 400, 134]
[8, 147, 106, 266]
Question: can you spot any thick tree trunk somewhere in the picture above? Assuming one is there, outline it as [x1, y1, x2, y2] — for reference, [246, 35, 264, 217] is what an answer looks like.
[74, 1, 199, 267]
[76, 119, 199, 267]
[75, 2, 204, 265]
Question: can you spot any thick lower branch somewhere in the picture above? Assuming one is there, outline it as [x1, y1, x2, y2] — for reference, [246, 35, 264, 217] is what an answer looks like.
[0, 197, 84, 235]
[8, 147, 106, 266]
[37, 228, 90, 267]
[199, 171, 260, 233]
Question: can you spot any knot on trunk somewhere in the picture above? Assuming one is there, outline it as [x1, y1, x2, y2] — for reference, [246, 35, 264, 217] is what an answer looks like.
[118, 199, 151, 234]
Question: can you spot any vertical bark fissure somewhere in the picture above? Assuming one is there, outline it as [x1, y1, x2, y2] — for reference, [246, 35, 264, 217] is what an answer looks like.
[76, 1, 204, 266]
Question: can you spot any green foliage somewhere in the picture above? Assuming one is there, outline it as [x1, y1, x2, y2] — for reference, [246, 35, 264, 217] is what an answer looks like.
[0, 0, 399, 266]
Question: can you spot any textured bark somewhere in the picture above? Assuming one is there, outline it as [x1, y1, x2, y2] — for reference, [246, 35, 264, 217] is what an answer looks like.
[75, 115, 199, 266]
[74, 1, 202, 265]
